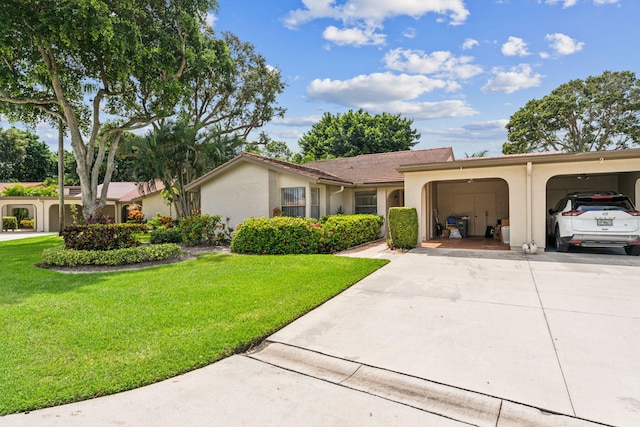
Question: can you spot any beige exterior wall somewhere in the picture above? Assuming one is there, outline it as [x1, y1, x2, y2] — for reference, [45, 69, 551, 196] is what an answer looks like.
[200, 162, 271, 229]
[139, 193, 175, 220]
[404, 155, 640, 251]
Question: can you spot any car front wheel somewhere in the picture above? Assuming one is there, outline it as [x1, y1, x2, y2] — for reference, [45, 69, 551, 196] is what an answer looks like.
[625, 245, 640, 256]
[555, 227, 569, 252]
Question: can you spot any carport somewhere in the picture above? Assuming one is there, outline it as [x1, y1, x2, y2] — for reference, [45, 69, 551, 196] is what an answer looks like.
[399, 149, 640, 251]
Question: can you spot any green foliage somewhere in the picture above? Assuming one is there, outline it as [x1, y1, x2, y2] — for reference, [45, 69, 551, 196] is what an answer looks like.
[41, 244, 182, 267]
[296, 109, 420, 162]
[0, 0, 222, 220]
[230, 214, 384, 255]
[2, 216, 17, 231]
[61, 224, 146, 251]
[146, 215, 176, 230]
[0, 236, 386, 415]
[176, 214, 232, 246]
[388, 207, 418, 249]
[244, 133, 293, 161]
[319, 214, 384, 253]
[1, 183, 58, 197]
[0, 127, 56, 181]
[149, 228, 183, 245]
[504, 70, 640, 154]
[19, 219, 34, 229]
[231, 216, 321, 255]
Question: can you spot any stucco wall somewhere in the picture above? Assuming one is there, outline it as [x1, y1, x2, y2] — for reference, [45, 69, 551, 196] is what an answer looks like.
[140, 193, 175, 220]
[200, 162, 271, 229]
[404, 154, 640, 251]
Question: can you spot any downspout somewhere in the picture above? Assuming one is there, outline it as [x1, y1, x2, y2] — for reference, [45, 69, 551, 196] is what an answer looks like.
[526, 161, 533, 246]
[331, 186, 345, 195]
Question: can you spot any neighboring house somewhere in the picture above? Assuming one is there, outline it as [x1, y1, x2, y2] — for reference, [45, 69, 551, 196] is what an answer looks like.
[0, 181, 174, 232]
[184, 148, 455, 232]
[186, 147, 640, 252]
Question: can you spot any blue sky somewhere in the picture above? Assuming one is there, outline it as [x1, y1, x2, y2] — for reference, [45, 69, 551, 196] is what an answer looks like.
[211, 0, 638, 157]
[2, 0, 637, 159]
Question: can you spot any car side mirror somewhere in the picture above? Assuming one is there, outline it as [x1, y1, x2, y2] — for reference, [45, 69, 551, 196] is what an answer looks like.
[548, 208, 556, 215]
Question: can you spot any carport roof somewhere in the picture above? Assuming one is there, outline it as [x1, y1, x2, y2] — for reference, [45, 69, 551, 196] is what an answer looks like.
[397, 148, 640, 173]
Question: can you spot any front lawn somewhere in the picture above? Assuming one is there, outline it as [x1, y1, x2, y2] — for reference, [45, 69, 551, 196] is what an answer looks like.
[0, 236, 387, 415]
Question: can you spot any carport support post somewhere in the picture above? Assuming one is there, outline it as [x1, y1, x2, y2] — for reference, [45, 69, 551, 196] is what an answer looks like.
[58, 121, 65, 235]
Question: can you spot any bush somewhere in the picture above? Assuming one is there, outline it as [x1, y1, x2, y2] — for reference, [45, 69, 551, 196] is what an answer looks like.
[61, 224, 147, 251]
[146, 215, 175, 230]
[388, 207, 418, 249]
[319, 214, 384, 253]
[2, 216, 18, 231]
[41, 244, 183, 267]
[176, 214, 232, 246]
[150, 228, 183, 244]
[231, 216, 321, 255]
[20, 219, 34, 229]
[127, 206, 145, 223]
[230, 214, 384, 255]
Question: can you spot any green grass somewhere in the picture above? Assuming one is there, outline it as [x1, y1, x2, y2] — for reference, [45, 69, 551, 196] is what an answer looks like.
[0, 236, 387, 415]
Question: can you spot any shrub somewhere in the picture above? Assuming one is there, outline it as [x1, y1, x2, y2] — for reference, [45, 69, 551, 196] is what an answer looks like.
[41, 244, 183, 267]
[20, 219, 34, 229]
[127, 206, 145, 223]
[319, 214, 384, 253]
[230, 214, 384, 255]
[150, 227, 183, 244]
[147, 215, 175, 230]
[2, 216, 18, 231]
[176, 214, 231, 246]
[230, 216, 320, 255]
[388, 207, 418, 249]
[61, 224, 146, 251]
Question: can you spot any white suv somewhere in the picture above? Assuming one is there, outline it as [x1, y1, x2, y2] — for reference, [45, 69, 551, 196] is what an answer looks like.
[548, 191, 640, 256]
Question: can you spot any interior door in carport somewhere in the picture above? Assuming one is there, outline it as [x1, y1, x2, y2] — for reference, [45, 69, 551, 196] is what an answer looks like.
[454, 192, 496, 236]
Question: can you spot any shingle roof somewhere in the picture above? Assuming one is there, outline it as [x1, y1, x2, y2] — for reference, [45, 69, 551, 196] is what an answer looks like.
[305, 147, 455, 184]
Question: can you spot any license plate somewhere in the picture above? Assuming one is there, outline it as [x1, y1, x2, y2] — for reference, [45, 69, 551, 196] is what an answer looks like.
[597, 218, 613, 227]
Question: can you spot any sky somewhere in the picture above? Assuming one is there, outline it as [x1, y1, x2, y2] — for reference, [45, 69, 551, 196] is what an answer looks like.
[2, 0, 638, 159]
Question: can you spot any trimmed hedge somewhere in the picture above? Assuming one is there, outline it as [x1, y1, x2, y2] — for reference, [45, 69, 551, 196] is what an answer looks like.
[388, 207, 418, 249]
[176, 214, 231, 246]
[230, 214, 384, 255]
[41, 244, 183, 267]
[2, 216, 18, 231]
[61, 223, 147, 251]
[230, 216, 320, 255]
[150, 227, 183, 244]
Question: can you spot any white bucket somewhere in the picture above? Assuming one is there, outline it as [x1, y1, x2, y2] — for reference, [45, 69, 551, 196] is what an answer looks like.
[501, 226, 510, 245]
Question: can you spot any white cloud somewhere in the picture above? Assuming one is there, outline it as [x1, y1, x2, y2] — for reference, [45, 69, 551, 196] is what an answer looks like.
[482, 64, 543, 94]
[593, 0, 619, 4]
[305, 72, 477, 120]
[545, 33, 584, 55]
[383, 48, 483, 80]
[462, 38, 479, 50]
[205, 12, 217, 29]
[421, 119, 508, 140]
[403, 27, 417, 39]
[322, 25, 386, 46]
[501, 36, 530, 57]
[307, 72, 452, 105]
[368, 100, 478, 120]
[272, 116, 323, 126]
[284, 0, 470, 28]
[540, 0, 578, 7]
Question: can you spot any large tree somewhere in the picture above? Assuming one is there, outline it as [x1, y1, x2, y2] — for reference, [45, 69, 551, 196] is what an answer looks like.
[503, 70, 640, 154]
[125, 121, 242, 216]
[296, 109, 420, 162]
[123, 32, 286, 216]
[0, 127, 55, 181]
[0, 0, 224, 220]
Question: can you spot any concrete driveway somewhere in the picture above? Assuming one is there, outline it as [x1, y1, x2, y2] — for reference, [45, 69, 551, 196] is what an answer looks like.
[2, 245, 639, 426]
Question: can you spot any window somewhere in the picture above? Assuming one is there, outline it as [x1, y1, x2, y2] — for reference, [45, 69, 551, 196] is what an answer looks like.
[310, 188, 320, 219]
[281, 187, 305, 217]
[355, 190, 377, 214]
